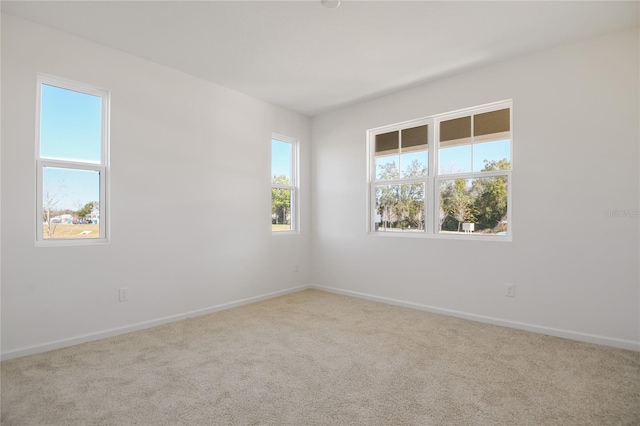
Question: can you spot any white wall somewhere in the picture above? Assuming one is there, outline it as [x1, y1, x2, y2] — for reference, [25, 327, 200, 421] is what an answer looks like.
[2, 16, 638, 359]
[311, 27, 640, 349]
[1, 15, 311, 358]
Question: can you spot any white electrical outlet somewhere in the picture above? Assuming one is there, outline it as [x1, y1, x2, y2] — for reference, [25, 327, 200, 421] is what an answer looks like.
[119, 287, 129, 302]
[505, 284, 515, 297]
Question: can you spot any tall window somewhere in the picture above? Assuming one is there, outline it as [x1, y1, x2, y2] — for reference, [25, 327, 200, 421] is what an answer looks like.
[368, 101, 512, 239]
[271, 135, 298, 233]
[36, 76, 109, 243]
[371, 121, 429, 232]
[436, 106, 511, 236]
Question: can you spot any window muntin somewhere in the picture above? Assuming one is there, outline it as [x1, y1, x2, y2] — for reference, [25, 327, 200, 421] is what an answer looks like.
[36, 76, 109, 243]
[271, 136, 298, 233]
[368, 101, 511, 239]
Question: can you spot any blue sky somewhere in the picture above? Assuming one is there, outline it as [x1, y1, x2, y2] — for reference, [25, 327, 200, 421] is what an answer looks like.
[271, 139, 292, 182]
[376, 139, 510, 179]
[439, 139, 510, 174]
[40, 84, 102, 210]
[41, 84, 102, 162]
[42, 167, 100, 211]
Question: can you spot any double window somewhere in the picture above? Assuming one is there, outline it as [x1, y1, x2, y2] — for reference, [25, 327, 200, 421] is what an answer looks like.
[368, 101, 512, 239]
[36, 76, 109, 243]
[271, 135, 298, 233]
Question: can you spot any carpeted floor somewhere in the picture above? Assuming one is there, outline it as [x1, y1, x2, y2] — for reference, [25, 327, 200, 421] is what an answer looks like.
[1, 289, 639, 425]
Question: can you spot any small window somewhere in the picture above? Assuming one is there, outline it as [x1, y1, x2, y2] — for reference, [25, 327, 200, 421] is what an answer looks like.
[36, 76, 109, 243]
[271, 135, 298, 233]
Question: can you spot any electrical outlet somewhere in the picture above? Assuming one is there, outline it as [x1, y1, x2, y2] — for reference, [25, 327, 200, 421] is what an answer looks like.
[119, 287, 129, 302]
[505, 284, 515, 297]
[294, 264, 299, 272]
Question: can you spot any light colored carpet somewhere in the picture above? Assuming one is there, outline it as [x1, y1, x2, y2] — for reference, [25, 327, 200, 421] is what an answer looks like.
[1, 289, 639, 425]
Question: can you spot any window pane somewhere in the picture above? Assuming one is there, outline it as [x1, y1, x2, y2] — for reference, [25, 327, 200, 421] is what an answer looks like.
[375, 155, 399, 180]
[402, 125, 428, 150]
[375, 131, 400, 180]
[400, 124, 428, 178]
[375, 131, 399, 155]
[40, 84, 102, 163]
[473, 139, 511, 172]
[271, 139, 292, 184]
[401, 151, 428, 178]
[374, 183, 425, 232]
[440, 116, 471, 148]
[473, 108, 510, 142]
[439, 145, 471, 174]
[42, 167, 101, 239]
[272, 188, 292, 231]
[439, 176, 508, 235]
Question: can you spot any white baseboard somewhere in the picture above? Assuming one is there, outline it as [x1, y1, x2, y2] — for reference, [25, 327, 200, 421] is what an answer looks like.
[311, 284, 640, 352]
[4, 283, 637, 360]
[1, 285, 311, 361]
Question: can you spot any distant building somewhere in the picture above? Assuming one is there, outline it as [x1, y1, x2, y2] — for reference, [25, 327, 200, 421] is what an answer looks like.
[88, 205, 99, 224]
[51, 214, 74, 224]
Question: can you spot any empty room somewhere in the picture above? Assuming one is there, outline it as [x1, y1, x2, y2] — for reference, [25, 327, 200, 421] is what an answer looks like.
[1, 1, 639, 425]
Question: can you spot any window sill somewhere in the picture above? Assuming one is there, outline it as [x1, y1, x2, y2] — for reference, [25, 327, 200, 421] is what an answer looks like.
[367, 231, 512, 242]
[272, 230, 300, 236]
[36, 238, 109, 247]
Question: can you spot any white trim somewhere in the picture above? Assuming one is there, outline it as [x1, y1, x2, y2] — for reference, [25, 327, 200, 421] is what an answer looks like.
[366, 129, 374, 233]
[311, 284, 640, 351]
[272, 230, 300, 236]
[37, 73, 109, 98]
[368, 116, 431, 136]
[1, 285, 311, 360]
[4, 284, 636, 359]
[368, 231, 512, 242]
[432, 99, 512, 122]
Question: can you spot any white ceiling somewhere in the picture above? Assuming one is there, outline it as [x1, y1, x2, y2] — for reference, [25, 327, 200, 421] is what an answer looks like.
[2, 1, 638, 116]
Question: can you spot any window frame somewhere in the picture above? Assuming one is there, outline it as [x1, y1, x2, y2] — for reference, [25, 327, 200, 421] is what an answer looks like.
[367, 117, 431, 234]
[367, 100, 512, 241]
[35, 74, 110, 246]
[271, 133, 299, 234]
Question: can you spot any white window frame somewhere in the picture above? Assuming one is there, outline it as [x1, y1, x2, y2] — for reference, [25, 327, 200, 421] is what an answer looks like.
[271, 133, 299, 234]
[367, 100, 512, 241]
[367, 117, 431, 234]
[36, 75, 110, 246]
